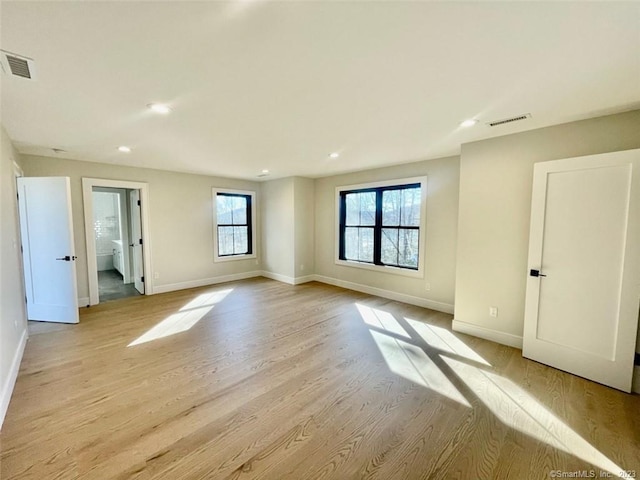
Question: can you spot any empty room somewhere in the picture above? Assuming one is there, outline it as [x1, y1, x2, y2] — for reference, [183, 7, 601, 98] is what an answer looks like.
[1, 1, 639, 479]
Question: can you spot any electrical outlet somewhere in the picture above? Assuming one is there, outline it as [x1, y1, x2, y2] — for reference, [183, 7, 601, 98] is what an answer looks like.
[425, 282, 431, 291]
[489, 306, 498, 318]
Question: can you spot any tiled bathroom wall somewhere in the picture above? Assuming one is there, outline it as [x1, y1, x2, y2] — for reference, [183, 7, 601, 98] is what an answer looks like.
[93, 191, 121, 256]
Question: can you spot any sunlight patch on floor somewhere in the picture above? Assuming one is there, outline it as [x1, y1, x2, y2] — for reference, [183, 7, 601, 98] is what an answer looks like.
[128, 289, 233, 347]
[443, 356, 623, 475]
[356, 303, 622, 473]
[405, 318, 491, 366]
[356, 303, 469, 406]
[369, 330, 470, 407]
[356, 303, 411, 339]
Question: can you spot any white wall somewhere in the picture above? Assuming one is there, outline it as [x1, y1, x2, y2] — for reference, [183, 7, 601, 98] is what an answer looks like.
[293, 177, 315, 279]
[21, 155, 262, 298]
[0, 125, 28, 428]
[261, 177, 295, 279]
[314, 155, 460, 311]
[455, 110, 640, 345]
[261, 176, 316, 283]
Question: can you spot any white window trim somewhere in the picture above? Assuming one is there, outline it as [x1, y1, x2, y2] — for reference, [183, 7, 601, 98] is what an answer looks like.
[212, 187, 257, 263]
[334, 176, 428, 278]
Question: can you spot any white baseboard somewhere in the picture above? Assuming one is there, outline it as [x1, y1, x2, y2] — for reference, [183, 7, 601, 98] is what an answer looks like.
[452, 319, 523, 349]
[261, 271, 296, 285]
[633, 365, 640, 394]
[312, 274, 454, 314]
[261, 271, 315, 285]
[78, 297, 90, 308]
[153, 270, 262, 294]
[259, 273, 453, 314]
[0, 327, 28, 430]
[292, 275, 315, 285]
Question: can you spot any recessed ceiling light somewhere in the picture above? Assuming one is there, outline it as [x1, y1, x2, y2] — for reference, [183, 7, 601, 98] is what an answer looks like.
[118, 146, 131, 153]
[329, 152, 340, 159]
[147, 103, 171, 114]
[261, 169, 270, 174]
[460, 119, 478, 128]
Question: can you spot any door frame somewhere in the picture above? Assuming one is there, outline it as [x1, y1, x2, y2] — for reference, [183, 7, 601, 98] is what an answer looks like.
[12, 161, 28, 319]
[82, 178, 153, 305]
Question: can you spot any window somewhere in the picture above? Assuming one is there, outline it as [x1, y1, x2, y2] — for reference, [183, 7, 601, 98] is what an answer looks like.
[336, 177, 426, 275]
[213, 188, 256, 262]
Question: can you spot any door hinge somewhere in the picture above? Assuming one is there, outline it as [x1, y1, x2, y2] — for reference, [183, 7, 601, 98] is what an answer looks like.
[25, 295, 27, 304]
[137, 200, 141, 206]
[141, 276, 144, 283]
[635, 352, 640, 366]
[20, 244, 23, 253]
[139, 238, 143, 245]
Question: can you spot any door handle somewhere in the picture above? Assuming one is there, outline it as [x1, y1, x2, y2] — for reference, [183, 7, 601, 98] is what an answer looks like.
[56, 255, 77, 261]
[530, 269, 546, 277]
[129, 243, 135, 247]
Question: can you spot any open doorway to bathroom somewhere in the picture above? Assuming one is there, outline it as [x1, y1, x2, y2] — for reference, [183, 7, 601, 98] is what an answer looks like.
[82, 178, 152, 306]
[92, 187, 141, 302]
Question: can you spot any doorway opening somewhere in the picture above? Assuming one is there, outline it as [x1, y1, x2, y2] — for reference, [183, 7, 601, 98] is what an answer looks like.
[92, 187, 142, 302]
[82, 178, 152, 306]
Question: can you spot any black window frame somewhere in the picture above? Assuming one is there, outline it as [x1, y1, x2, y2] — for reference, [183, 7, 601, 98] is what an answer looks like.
[338, 182, 421, 270]
[215, 192, 253, 257]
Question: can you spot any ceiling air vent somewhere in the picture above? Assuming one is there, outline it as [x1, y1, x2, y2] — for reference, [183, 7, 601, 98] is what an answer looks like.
[487, 113, 531, 127]
[0, 50, 35, 80]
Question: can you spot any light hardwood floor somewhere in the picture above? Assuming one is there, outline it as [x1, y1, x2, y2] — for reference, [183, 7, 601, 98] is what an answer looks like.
[1, 278, 639, 479]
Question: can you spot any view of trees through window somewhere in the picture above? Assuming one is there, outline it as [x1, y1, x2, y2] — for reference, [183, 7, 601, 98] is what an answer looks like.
[344, 191, 375, 262]
[340, 183, 421, 270]
[216, 193, 251, 256]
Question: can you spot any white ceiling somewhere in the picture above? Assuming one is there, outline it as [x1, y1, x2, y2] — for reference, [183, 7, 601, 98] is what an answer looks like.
[1, 1, 639, 180]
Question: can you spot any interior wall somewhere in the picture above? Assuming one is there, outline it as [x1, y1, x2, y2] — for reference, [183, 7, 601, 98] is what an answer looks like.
[293, 177, 315, 279]
[0, 125, 28, 428]
[20, 155, 262, 299]
[260, 177, 295, 279]
[455, 109, 640, 344]
[314, 155, 460, 309]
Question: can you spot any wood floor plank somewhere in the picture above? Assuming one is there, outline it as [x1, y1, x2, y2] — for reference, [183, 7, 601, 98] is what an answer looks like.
[1, 278, 639, 479]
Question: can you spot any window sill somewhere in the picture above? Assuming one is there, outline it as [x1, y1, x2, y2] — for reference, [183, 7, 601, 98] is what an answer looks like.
[214, 253, 257, 263]
[335, 259, 423, 278]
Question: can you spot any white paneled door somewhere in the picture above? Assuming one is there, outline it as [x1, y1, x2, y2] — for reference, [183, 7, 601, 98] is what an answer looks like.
[523, 149, 640, 392]
[17, 177, 79, 323]
[129, 189, 145, 295]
